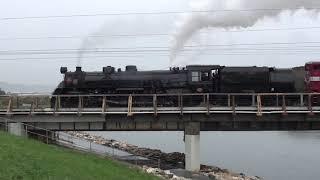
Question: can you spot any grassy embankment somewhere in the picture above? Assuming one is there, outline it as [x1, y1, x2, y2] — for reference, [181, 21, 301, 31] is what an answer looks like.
[0, 131, 159, 180]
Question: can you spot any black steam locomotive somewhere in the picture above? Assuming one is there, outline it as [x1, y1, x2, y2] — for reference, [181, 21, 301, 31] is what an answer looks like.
[52, 65, 304, 107]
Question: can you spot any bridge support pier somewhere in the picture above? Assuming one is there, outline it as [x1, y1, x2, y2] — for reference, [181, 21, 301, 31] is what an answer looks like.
[8, 122, 26, 137]
[184, 122, 200, 172]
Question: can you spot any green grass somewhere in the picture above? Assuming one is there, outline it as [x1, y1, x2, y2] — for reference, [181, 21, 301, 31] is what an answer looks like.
[0, 131, 159, 180]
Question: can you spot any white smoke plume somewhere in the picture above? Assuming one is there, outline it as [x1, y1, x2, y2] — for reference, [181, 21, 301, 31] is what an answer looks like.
[170, 0, 320, 63]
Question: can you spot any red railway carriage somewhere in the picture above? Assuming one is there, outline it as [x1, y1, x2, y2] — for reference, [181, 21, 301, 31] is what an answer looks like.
[305, 62, 320, 93]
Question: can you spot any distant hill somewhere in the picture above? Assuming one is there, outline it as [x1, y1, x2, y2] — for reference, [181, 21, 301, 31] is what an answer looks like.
[0, 82, 55, 93]
[0, 88, 5, 95]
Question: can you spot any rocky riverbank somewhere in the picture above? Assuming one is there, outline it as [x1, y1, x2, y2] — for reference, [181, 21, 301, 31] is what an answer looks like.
[66, 131, 262, 180]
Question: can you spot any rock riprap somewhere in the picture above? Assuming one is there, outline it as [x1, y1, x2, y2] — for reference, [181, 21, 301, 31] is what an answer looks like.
[66, 131, 262, 180]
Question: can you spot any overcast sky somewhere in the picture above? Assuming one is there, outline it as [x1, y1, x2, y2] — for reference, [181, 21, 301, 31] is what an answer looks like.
[0, 0, 320, 87]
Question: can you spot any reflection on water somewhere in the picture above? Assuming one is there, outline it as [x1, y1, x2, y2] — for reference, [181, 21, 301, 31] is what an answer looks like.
[89, 131, 320, 180]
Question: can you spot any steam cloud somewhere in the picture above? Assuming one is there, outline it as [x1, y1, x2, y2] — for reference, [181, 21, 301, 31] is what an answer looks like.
[77, 21, 114, 67]
[77, 17, 159, 67]
[170, 0, 320, 63]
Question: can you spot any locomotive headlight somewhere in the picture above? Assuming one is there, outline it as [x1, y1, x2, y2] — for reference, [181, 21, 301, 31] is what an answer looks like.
[196, 88, 203, 93]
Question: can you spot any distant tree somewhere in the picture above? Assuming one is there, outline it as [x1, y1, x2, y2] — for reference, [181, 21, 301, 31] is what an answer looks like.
[0, 88, 5, 95]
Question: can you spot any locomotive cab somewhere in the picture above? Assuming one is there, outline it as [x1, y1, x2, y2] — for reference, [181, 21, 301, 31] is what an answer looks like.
[186, 65, 220, 93]
[305, 62, 320, 93]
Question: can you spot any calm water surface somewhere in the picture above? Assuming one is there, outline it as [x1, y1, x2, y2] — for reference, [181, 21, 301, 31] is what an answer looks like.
[89, 131, 320, 180]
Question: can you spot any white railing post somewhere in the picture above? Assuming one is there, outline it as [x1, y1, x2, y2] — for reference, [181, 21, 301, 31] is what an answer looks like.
[102, 96, 106, 115]
[127, 95, 133, 117]
[232, 95, 236, 115]
[308, 94, 314, 115]
[300, 94, 304, 107]
[6, 96, 12, 117]
[257, 95, 262, 117]
[282, 95, 287, 115]
[78, 96, 83, 116]
[252, 94, 256, 106]
[54, 96, 61, 116]
[29, 96, 35, 116]
[179, 95, 183, 116]
[206, 94, 210, 115]
[153, 94, 157, 116]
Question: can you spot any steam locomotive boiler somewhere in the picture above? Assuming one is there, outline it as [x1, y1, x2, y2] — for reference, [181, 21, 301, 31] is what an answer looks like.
[52, 64, 304, 108]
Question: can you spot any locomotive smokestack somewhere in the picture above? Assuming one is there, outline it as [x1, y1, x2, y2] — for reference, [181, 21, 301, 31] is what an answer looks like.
[60, 67, 68, 74]
[170, 0, 320, 63]
[76, 66, 82, 72]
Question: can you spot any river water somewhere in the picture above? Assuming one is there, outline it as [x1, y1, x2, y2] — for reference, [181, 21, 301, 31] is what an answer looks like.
[89, 131, 320, 180]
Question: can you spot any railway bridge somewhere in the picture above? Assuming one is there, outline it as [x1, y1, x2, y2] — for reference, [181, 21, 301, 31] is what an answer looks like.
[1, 93, 320, 171]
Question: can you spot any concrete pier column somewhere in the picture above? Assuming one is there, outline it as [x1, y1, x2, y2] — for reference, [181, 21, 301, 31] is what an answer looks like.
[8, 122, 26, 136]
[184, 122, 200, 172]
